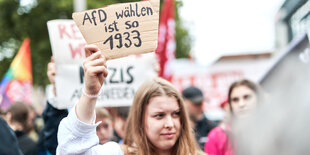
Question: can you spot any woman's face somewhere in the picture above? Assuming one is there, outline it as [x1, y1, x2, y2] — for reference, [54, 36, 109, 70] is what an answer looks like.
[144, 95, 181, 152]
[230, 85, 257, 116]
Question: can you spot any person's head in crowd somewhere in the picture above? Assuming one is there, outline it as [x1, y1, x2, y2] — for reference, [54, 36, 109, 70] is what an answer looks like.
[228, 79, 262, 117]
[182, 86, 204, 122]
[24, 104, 37, 134]
[112, 106, 130, 141]
[95, 107, 114, 144]
[5, 102, 29, 131]
[124, 78, 202, 155]
[47, 57, 56, 96]
[182, 86, 216, 150]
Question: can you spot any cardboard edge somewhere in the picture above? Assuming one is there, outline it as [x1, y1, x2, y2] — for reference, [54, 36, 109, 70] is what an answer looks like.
[72, 0, 160, 22]
[148, 0, 160, 15]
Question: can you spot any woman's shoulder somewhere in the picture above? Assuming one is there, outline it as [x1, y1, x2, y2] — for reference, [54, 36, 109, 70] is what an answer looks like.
[120, 144, 138, 154]
[210, 126, 225, 134]
[103, 141, 121, 147]
[208, 126, 227, 139]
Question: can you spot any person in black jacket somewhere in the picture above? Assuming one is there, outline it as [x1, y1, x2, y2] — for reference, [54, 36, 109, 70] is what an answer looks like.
[37, 101, 68, 155]
[0, 116, 23, 155]
[37, 57, 68, 155]
[5, 102, 37, 155]
[182, 86, 216, 150]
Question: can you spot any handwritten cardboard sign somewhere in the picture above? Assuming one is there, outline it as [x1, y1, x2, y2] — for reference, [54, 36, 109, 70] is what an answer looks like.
[72, 0, 159, 60]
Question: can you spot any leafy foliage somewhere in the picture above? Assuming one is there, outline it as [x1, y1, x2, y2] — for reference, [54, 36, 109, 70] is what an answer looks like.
[175, 0, 191, 58]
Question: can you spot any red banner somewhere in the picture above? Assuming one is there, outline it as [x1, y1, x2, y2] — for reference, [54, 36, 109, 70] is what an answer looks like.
[155, 0, 176, 80]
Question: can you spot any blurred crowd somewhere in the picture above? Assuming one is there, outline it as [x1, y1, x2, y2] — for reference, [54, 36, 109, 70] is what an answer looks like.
[0, 52, 309, 155]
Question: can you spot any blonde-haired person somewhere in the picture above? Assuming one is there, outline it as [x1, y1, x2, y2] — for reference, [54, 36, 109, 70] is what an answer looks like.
[95, 107, 114, 144]
[57, 45, 205, 155]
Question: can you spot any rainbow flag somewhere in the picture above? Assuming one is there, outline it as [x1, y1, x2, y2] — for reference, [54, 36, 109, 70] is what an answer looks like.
[0, 38, 32, 110]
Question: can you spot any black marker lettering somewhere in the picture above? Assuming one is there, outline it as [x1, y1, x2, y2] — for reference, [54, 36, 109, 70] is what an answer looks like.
[132, 21, 139, 28]
[146, 7, 153, 15]
[126, 66, 134, 84]
[115, 10, 124, 19]
[125, 21, 131, 29]
[132, 30, 142, 47]
[120, 68, 124, 83]
[113, 21, 119, 31]
[79, 66, 84, 83]
[130, 4, 135, 17]
[124, 7, 130, 17]
[82, 13, 92, 25]
[108, 24, 114, 33]
[109, 68, 118, 83]
[135, 3, 141, 17]
[91, 10, 97, 25]
[124, 32, 132, 48]
[104, 23, 108, 32]
[104, 35, 113, 50]
[115, 33, 123, 48]
[98, 9, 107, 22]
[141, 7, 146, 16]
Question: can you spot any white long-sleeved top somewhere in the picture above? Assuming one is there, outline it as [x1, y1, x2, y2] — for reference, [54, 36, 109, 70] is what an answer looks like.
[56, 105, 124, 155]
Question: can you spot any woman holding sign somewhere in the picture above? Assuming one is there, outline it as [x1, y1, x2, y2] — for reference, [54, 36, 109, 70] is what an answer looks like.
[57, 45, 205, 155]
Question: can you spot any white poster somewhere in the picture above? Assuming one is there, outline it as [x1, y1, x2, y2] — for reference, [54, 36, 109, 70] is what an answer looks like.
[47, 19, 157, 108]
[47, 20, 86, 64]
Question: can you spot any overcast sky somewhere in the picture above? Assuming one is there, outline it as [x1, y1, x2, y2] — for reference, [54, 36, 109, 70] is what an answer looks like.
[179, 0, 284, 65]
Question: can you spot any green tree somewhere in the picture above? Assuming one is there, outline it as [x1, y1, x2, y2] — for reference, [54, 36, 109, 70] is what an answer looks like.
[0, 0, 74, 87]
[0, 0, 191, 87]
[175, 0, 191, 58]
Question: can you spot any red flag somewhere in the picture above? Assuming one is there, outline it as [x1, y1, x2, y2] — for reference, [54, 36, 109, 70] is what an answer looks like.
[155, 0, 176, 80]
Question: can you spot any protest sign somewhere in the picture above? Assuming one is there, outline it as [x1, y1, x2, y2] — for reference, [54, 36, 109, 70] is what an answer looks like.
[47, 20, 86, 64]
[72, 0, 160, 60]
[47, 19, 157, 108]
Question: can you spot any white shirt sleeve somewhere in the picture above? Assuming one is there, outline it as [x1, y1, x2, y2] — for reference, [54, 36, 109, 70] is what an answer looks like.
[46, 84, 68, 110]
[56, 105, 124, 155]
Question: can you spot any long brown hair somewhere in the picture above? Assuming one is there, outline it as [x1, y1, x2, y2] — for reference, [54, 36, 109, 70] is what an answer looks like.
[123, 78, 201, 155]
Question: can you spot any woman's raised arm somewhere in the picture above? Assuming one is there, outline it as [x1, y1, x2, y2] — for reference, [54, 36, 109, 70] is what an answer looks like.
[76, 44, 108, 124]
